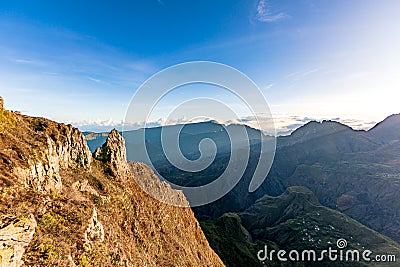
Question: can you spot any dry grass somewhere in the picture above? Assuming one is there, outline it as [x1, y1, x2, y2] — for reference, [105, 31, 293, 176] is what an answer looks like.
[0, 109, 224, 266]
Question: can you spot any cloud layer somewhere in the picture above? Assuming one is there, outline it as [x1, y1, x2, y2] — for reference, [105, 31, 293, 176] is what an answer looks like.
[256, 0, 287, 22]
[69, 114, 379, 136]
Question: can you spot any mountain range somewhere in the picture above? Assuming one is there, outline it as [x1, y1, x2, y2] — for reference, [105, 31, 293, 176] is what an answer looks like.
[85, 114, 400, 266]
[1, 94, 398, 266]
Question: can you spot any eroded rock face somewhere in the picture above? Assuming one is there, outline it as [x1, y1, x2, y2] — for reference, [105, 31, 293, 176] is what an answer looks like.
[84, 208, 104, 252]
[15, 125, 92, 193]
[72, 180, 99, 196]
[0, 101, 224, 267]
[0, 97, 4, 110]
[44, 125, 92, 171]
[0, 214, 37, 267]
[94, 129, 130, 180]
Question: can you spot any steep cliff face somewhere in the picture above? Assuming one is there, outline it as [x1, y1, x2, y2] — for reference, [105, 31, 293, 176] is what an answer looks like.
[94, 129, 130, 181]
[16, 125, 92, 192]
[0, 108, 91, 193]
[0, 100, 223, 267]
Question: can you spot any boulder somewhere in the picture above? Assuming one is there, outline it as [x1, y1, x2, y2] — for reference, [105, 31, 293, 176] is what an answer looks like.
[0, 214, 37, 267]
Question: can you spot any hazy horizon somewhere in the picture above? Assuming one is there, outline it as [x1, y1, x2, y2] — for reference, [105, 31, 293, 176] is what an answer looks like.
[68, 112, 394, 136]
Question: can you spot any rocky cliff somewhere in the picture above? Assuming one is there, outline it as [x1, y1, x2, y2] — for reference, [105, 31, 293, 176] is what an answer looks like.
[94, 129, 130, 181]
[0, 99, 224, 266]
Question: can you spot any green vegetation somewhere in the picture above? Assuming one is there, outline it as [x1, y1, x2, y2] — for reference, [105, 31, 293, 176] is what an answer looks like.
[202, 187, 400, 267]
[201, 214, 272, 267]
[0, 110, 17, 133]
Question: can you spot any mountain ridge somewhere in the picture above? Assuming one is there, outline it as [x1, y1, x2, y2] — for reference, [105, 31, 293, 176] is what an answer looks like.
[202, 186, 400, 267]
[0, 99, 224, 267]
[83, 114, 400, 244]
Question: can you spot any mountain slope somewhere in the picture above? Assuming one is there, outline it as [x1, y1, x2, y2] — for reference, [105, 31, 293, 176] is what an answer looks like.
[82, 115, 400, 247]
[0, 101, 224, 266]
[202, 187, 400, 267]
[367, 113, 400, 144]
[275, 120, 400, 243]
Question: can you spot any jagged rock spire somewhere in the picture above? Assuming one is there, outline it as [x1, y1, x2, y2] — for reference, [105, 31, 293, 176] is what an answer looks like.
[0, 96, 4, 110]
[94, 129, 130, 180]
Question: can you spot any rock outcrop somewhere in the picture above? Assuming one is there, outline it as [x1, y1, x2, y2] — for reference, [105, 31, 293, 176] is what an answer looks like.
[94, 129, 130, 180]
[0, 98, 224, 267]
[14, 124, 92, 193]
[72, 180, 99, 196]
[83, 208, 104, 251]
[0, 102, 92, 194]
[0, 214, 37, 267]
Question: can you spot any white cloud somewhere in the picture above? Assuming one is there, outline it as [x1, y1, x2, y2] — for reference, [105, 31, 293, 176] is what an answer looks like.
[70, 113, 380, 136]
[286, 68, 320, 79]
[87, 76, 102, 83]
[237, 114, 379, 136]
[256, 0, 287, 22]
[11, 58, 45, 66]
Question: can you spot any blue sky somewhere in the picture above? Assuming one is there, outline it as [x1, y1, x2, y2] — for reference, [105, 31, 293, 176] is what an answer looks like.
[0, 0, 399, 133]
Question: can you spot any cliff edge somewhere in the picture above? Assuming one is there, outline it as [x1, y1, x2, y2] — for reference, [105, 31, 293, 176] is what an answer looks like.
[0, 98, 224, 267]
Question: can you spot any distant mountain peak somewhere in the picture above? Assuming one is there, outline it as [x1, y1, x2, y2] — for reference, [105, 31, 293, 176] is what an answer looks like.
[368, 113, 400, 143]
[207, 119, 219, 124]
[304, 119, 351, 128]
[289, 120, 352, 142]
[369, 113, 400, 131]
